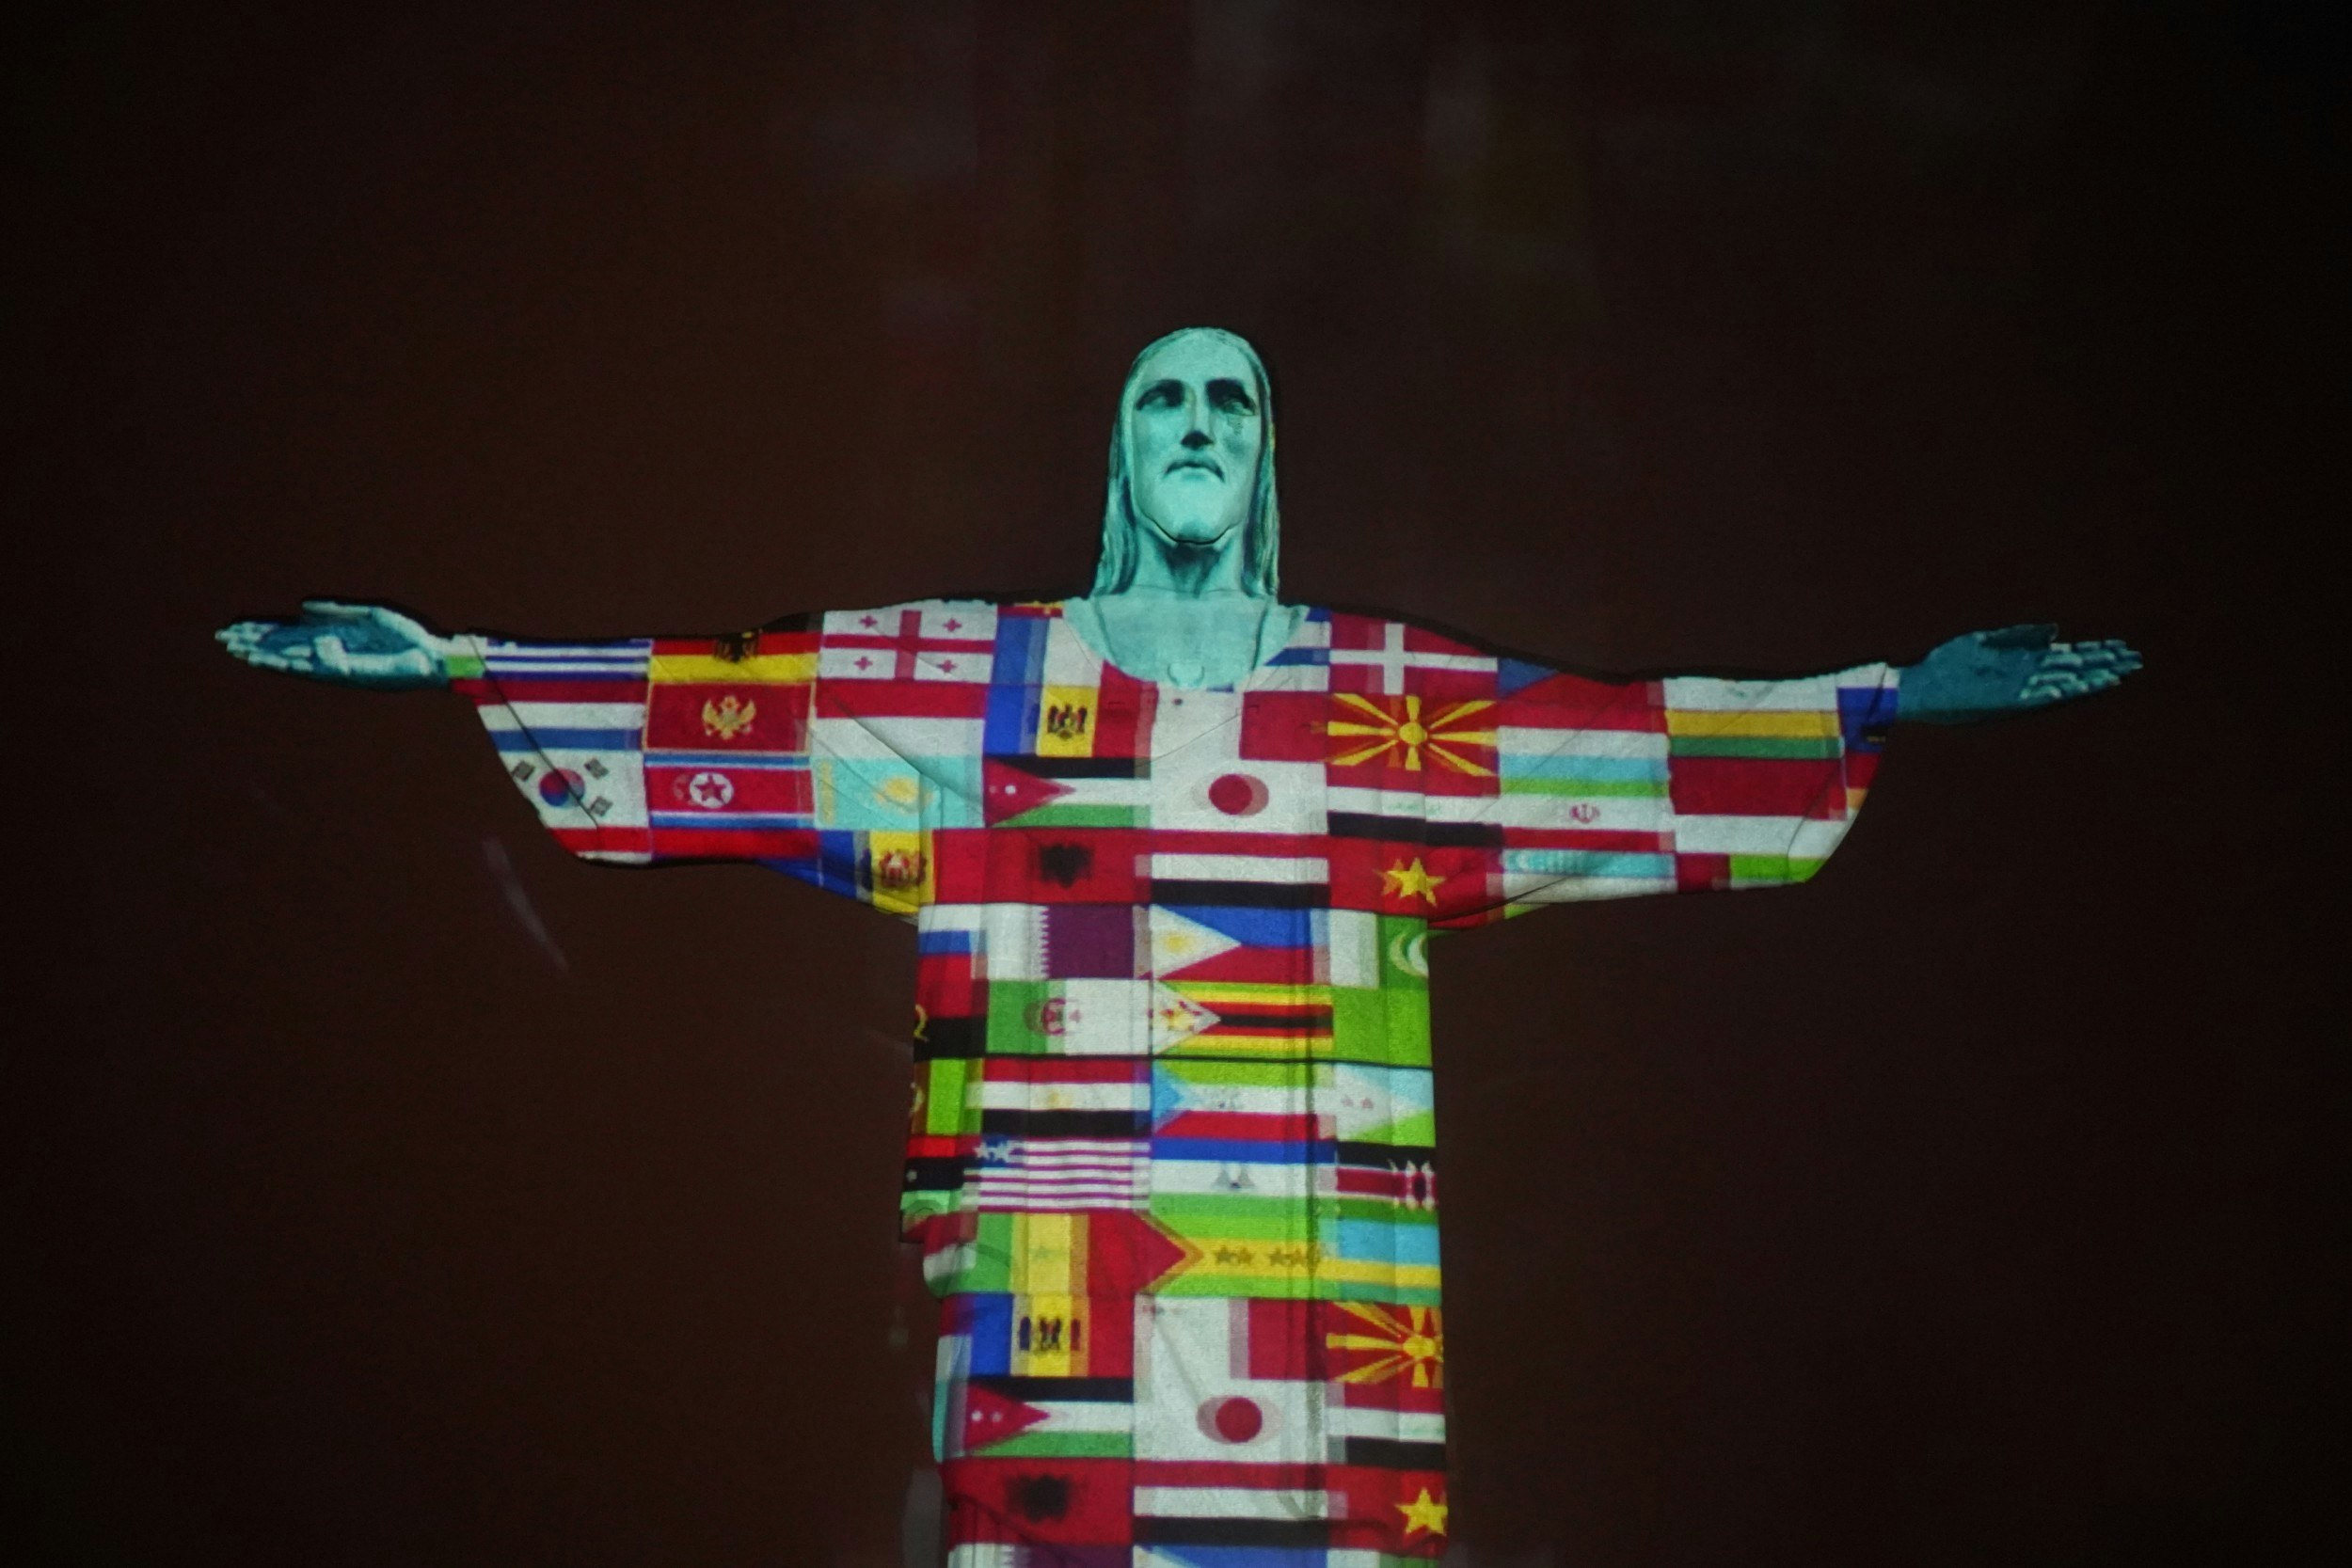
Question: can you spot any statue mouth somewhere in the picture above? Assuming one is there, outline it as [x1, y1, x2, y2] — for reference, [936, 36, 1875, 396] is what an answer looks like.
[1166, 456, 1225, 479]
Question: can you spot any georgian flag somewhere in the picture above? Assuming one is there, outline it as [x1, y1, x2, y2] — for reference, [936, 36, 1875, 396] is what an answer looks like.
[818, 603, 996, 682]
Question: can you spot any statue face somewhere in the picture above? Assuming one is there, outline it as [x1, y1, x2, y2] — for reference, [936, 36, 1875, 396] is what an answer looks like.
[1123, 333, 1264, 553]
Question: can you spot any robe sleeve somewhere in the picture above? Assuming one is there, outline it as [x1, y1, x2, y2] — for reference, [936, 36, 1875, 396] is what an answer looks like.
[451, 604, 992, 918]
[1436, 657, 1900, 926]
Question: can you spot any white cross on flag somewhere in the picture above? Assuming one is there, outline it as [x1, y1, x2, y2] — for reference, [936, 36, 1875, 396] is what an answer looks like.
[1327, 620, 1493, 695]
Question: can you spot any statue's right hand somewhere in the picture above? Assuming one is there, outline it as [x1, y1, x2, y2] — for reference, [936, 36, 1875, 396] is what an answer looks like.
[215, 600, 455, 689]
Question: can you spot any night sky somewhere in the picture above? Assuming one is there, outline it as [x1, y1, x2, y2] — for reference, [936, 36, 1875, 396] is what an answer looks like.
[10, 3, 2342, 1562]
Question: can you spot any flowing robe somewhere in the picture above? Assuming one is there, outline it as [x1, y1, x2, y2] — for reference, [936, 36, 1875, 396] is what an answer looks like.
[453, 599, 1897, 1562]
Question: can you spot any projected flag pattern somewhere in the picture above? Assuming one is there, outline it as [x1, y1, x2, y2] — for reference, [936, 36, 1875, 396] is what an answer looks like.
[458, 599, 1898, 1560]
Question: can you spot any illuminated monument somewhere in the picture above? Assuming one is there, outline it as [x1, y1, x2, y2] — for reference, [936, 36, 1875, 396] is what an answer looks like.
[221, 327, 2137, 1560]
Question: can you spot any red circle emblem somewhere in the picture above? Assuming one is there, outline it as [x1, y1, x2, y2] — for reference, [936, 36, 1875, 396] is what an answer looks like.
[1207, 1396, 1263, 1443]
[1207, 772, 1268, 816]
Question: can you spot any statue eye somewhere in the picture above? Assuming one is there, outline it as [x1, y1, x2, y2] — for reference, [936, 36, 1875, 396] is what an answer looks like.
[1136, 380, 1184, 411]
[1208, 379, 1256, 415]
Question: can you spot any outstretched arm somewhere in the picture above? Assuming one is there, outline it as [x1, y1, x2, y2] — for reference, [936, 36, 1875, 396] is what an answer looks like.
[1397, 617, 2137, 924]
[1899, 624, 2142, 724]
[221, 600, 664, 863]
[216, 596, 980, 913]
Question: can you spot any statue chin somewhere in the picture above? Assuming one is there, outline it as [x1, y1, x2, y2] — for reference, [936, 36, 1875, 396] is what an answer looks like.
[1141, 510, 1245, 555]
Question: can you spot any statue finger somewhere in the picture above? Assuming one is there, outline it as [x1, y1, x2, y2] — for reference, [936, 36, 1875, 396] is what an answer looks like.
[218, 621, 277, 651]
[300, 598, 371, 621]
[363, 604, 431, 640]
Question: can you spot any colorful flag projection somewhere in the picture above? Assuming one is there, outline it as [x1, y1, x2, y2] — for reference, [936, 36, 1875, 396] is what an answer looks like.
[456, 600, 1897, 1561]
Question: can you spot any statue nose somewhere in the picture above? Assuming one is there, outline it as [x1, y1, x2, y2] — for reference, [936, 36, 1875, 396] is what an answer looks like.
[1181, 428, 1212, 449]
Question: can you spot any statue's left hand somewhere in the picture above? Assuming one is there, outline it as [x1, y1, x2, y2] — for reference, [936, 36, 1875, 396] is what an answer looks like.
[215, 600, 455, 689]
[1899, 624, 2142, 724]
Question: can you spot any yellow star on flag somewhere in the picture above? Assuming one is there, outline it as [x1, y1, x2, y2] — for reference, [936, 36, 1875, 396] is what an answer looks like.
[1396, 1485, 1449, 1536]
[1381, 857, 1446, 906]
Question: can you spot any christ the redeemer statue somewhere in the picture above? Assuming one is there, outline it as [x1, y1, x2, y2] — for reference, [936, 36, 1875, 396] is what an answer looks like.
[220, 327, 2137, 1562]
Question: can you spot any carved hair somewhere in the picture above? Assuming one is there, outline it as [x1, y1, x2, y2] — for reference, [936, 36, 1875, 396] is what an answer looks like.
[1090, 326, 1280, 598]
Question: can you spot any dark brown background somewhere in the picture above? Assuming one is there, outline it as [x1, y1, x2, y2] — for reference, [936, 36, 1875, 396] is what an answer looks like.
[9, 3, 2343, 1563]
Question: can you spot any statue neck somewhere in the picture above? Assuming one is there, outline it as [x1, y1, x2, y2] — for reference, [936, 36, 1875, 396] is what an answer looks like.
[1067, 585, 1296, 690]
[1073, 511, 1294, 688]
[1123, 524, 1249, 595]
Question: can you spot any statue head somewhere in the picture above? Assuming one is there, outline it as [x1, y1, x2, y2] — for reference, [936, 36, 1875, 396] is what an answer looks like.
[1091, 326, 1280, 597]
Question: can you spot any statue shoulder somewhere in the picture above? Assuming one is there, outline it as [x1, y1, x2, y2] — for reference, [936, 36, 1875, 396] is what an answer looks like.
[1257, 600, 1314, 663]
